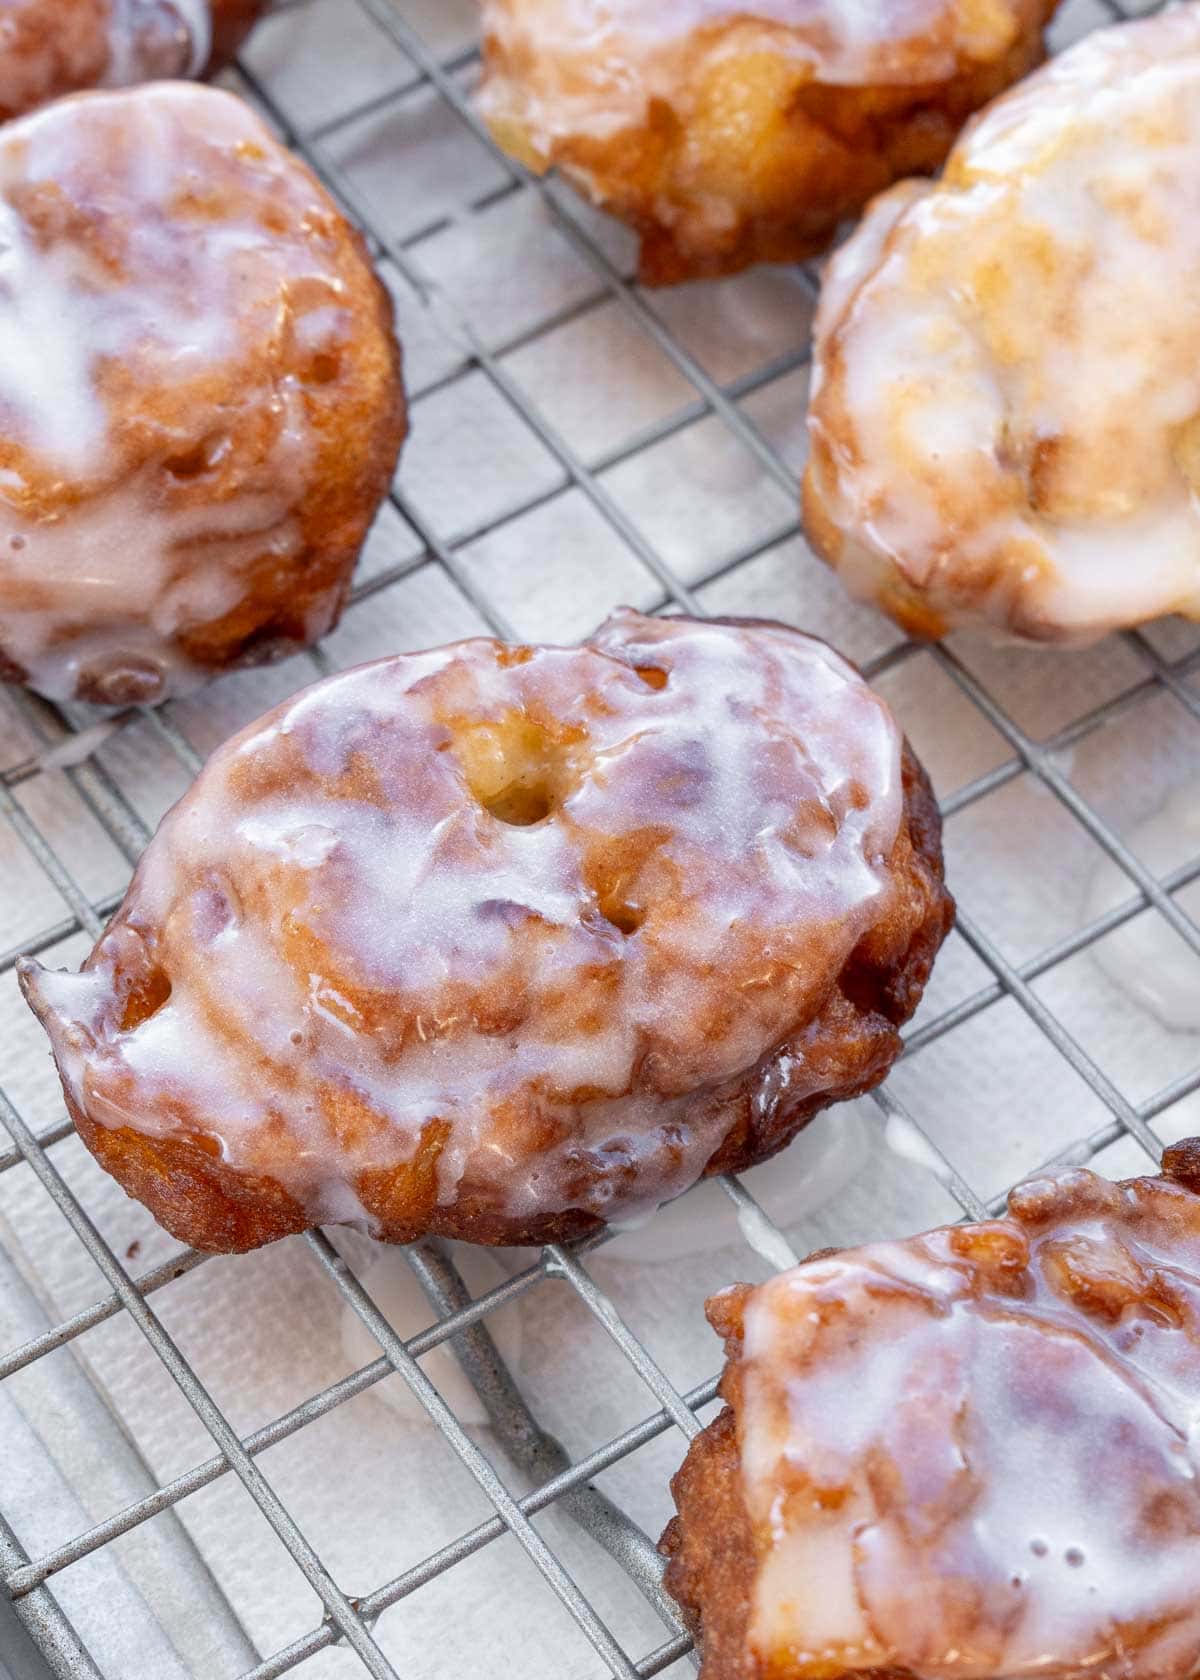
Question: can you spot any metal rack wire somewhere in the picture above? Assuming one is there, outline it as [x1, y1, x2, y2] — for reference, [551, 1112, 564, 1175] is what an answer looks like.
[2, 0, 1199, 1674]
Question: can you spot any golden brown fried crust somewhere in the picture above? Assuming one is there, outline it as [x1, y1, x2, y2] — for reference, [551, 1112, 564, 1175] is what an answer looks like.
[661, 1405, 757, 1680]
[164, 214, 406, 694]
[662, 1283, 922, 1680]
[66, 1099, 311, 1254]
[479, 1, 1057, 285]
[632, 54, 1051, 286]
[46, 740, 950, 1253]
[662, 1400, 916, 1680]
[661, 1286, 772, 1680]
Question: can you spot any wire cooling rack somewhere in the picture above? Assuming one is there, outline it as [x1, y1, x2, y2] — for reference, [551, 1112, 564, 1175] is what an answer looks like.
[2, 0, 1200, 1674]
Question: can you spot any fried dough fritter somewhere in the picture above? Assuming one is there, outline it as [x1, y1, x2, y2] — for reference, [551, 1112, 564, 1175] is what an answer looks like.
[804, 6, 1200, 644]
[0, 82, 406, 705]
[477, 0, 1057, 284]
[19, 611, 952, 1253]
[663, 1143, 1200, 1680]
[0, 0, 266, 120]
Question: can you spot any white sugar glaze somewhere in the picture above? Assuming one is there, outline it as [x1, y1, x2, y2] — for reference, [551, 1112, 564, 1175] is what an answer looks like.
[480, 0, 1039, 151]
[0, 82, 358, 703]
[732, 1162, 1200, 1679]
[20, 612, 906, 1233]
[805, 5, 1200, 643]
[103, 1, 213, 84]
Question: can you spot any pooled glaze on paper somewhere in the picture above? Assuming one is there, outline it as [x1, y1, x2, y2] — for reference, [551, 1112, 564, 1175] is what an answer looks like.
[805, 6, 1200, 642]
[731, 1161, 1200, 1678]
[884, 1107, 958, 1188]
[606, 1106, 869, 1265]
[20, 613, 905, 1232]
[734, 1198, 798, 1273]
[0, 82, 354, 702]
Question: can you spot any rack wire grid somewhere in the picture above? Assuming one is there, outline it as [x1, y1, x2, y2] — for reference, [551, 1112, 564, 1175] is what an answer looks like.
[2, 0, 1199, 1674]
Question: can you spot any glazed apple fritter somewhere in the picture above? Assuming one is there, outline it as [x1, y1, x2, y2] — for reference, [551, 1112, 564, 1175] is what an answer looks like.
[804, 5, 1200, 644]
[478, 0, 1057, 283]
[0, 81, 405, 705]
[664, 1142, 1200, 1680]
[20, 611, 951, 1252]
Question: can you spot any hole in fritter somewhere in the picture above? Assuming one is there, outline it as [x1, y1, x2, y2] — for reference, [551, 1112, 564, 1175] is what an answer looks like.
[584, 832, 667, 938]
[306, 351, 341, 386]
[164, 433, 228, 480]
[598, 894, 645, 936]
[456, 713, 582, 827]
[484, 780, 554, 826]
[634, 665, 668, 691]
[119, 964, 172, 1031]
